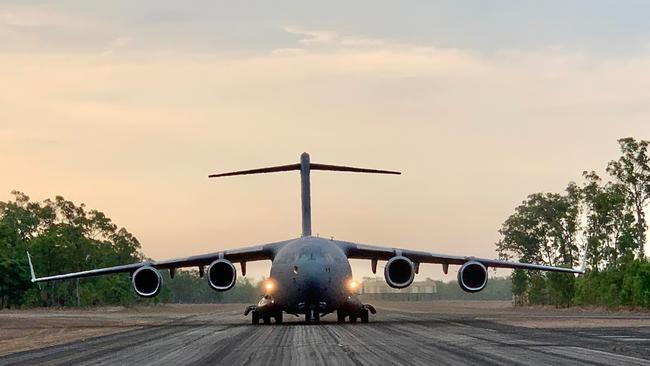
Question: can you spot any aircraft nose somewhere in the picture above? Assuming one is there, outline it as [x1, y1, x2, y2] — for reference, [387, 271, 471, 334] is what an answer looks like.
[295, 262, 328, 302]
[297, 262, 323, 284]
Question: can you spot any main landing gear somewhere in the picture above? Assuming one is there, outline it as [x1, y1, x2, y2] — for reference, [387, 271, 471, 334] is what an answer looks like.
[248, 308, 283, 325]
[245, 303, 283, 325]
[337, 304, 375, 323]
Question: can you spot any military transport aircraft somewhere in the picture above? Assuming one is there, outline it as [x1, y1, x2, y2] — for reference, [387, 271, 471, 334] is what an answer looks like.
[28, 153, 584, 324]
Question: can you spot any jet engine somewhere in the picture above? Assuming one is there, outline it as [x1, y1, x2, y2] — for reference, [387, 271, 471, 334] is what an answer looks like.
[132, 266, 163, 298]
[457, 261, 488, 293]
[207, 259, 237, 291]
[384, 256, 415, 289]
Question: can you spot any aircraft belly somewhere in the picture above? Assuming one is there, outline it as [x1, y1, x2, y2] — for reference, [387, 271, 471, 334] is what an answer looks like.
[270, 261, 350, 314]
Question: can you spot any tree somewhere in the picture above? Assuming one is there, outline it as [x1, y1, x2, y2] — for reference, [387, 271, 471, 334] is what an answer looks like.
[0, 192, 144, 308]
[606, 137, 650, 258]
[582, 171, 637, 268]
[0, 191, 264, 308]
[501, 137, 650, 309]
[497, 183, 582, 306]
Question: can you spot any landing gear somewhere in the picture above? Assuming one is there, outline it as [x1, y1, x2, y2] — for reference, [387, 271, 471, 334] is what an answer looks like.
[360, 308, 369, 323]
[337, 311, 346, 323]
[337, 303, 375, 324]
[250, 310, 283, 325]
[305, 308, 320, 324]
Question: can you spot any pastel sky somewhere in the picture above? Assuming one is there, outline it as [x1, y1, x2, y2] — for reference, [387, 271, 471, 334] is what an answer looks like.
[1, 1, 649, 281]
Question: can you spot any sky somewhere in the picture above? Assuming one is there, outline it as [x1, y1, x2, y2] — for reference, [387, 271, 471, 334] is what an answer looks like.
[1, 1, 650, 282]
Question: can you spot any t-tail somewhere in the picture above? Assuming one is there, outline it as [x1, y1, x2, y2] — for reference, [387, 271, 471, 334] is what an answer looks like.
[209, 152, 400, 237]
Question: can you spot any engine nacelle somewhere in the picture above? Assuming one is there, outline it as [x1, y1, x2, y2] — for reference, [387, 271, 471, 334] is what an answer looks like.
[132, 266, 162, 298]
[457, 261, 488, 293]
[384, 256, 415, 289]
[207, 259, 237, 291]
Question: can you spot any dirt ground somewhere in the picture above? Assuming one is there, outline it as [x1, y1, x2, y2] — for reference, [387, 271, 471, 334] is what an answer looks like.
[0, 304, 241, 356]
[374, 300, 650, 329]
[2, 301, 650, 357]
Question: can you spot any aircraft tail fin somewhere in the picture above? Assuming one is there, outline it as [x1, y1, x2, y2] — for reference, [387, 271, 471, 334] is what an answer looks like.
[208, 153, 401, 237]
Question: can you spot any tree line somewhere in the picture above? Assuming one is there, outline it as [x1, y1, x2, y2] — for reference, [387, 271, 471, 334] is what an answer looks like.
[3, 137, 648, 309]
[497, 137, 650, 308]
[0, 192, 259, 309]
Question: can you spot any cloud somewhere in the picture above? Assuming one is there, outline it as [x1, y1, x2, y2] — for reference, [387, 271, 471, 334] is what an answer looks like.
[268, 26, 487, 78]
[0, 6, 65, 28]
[283, 26, 338, 46]
[100, 36, 134, 56]
[282, 26, 395, 49]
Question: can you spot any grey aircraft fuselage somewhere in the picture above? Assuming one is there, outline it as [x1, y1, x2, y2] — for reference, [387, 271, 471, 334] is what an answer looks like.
[270, 236, 352, 314]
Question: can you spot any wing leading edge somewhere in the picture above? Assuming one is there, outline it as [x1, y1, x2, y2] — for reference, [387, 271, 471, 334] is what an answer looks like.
[27, 239, 293, 283]
[336, 240, 584, 274]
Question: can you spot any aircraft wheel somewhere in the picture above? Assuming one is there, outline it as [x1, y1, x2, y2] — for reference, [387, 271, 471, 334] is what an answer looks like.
[314, 311, 320, 324]
[337, 311, 346, 323]
[263, 315, 271, 324]
[251, 311, 260, 325]
[360, 309, 369, 323]
[349, 315, 357, 323]
[275, 312, 283, 324]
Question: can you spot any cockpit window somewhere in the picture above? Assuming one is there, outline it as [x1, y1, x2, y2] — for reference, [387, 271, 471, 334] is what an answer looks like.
[298, 246, 323, 260]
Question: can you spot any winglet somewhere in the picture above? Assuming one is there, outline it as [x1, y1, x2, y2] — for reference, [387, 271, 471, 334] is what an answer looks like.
[27, 252, 36, 282]
[577, 245, 588, 274]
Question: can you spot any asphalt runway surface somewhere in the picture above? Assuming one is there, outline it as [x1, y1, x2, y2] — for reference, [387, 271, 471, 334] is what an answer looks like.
[2, 302, 650, 366]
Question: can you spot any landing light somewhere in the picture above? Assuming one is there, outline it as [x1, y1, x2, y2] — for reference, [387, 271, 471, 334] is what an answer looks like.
[348, 280, 359, 292]
[264, 280, 274, 292]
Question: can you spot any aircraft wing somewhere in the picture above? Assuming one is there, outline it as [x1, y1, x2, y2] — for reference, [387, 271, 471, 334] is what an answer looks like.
[335, 240, 584, 274]
[28, 239, 292, 283]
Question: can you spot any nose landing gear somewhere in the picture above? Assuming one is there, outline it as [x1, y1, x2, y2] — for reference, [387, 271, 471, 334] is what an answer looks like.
[305, 308, 320, 324]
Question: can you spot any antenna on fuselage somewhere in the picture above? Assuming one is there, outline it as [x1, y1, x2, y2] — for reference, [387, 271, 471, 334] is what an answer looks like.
[208, 152, 401, 237]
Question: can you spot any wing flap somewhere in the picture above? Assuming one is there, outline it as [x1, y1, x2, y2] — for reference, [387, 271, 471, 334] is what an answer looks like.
[337, 240, 583, 274]
[29, 239, 292, 283]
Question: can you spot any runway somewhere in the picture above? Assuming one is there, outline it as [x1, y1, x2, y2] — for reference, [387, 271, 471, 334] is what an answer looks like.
[2, 302, 650, 366]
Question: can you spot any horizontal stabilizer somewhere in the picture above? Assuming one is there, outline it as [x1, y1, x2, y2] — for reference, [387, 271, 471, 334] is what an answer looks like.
[208, 153, 400, 237]
[310, 163, 400, 175]
[209, 162, 400, 178]
[209, 164, 300, 178]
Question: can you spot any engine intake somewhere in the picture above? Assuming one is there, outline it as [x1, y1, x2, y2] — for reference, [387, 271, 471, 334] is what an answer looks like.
[384, 256, 415, 289]
[207, 259, 237, 291]
[132, 266, 162, 298]
[457, 261, 488, 293]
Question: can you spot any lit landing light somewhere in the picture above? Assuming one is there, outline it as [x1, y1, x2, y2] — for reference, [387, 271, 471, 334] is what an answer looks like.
[264, 280, 275, 293]
[347, 279, 360, 292]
